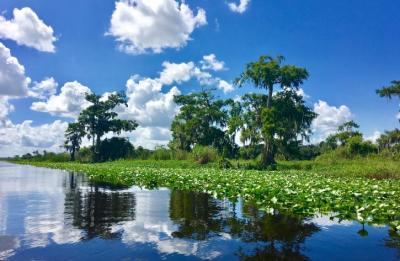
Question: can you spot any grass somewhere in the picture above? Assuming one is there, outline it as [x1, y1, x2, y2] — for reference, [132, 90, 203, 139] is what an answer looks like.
[277, 157, 400, 180]
[9, 158, 400, 231]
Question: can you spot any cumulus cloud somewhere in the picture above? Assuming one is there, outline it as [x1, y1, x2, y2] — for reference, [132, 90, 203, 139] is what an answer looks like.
[159, 61, 195, 85]
[0, 120, 68, 157]
[119, 75, 181, 128]
[30, 81, 91, 118]
[365, 131, 381, 143]
[201, 54, 226, 71]
[29, 77, 58, 99]
[228, 0, 250, 13]
[157, 56, 234, 93]
[312, 100, 352, 141]
[217, 79, 234, 93]
[0, 7, 56, 52]
[0, 97, 14, 125]
[126, 126, 172, 148]
[107, 0, 207, 54]
[0, 42, 31, 96]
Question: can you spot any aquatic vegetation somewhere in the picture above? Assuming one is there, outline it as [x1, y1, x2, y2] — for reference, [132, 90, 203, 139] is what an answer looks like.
[13, 161, 400, 231]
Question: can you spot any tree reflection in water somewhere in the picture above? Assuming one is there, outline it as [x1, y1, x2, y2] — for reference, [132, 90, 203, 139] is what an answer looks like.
[385, 229, 400, 259]
[169, 190, 320, 260]
[63, 173, 136, 239]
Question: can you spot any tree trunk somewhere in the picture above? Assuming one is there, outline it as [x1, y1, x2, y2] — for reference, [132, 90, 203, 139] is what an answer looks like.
[261, 137, 276, 167]
[95, 134, 101, 162]
[70, 148, 75, 161]
[267, 85, 273, 108]
[260, 85, 276, 167]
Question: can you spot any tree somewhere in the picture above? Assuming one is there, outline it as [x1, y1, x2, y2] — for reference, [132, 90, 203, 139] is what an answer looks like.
[78, 92, 138, 162]
[170, 88, 233, 154]
[376, 80, 400, 99]
[377, 80, 400, 124]
[234, 55, 309, 166]
[99, 137, 134, 161]
[335, 120, 362, 145]
[64, 122, 85, 161]
[377, 129, 400, 152]
[272, 90, 317, 160]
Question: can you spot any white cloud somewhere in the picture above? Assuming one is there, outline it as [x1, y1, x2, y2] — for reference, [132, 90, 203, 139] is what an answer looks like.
[312, 100, 352, 141]
[217, 79, 234, 93]
[228, 0, 250, 14]
[365, 131, 381, 144]
[29, 77, 58, 99]
[0, 42, 31, 96]
[119, 75, 181, 128]
[0, 7, 56, 52]
[296, 88, 309, 99]
[159, 61, 195, 85]
[30, 81, 91, 118]
[107, 0, 207, 54]
[126, 126, 172, 148]
[157, 56, 234, 93]
[0, 97, 14, 125]
[201, 54, 226, 71]
[0, 120, 68, 157]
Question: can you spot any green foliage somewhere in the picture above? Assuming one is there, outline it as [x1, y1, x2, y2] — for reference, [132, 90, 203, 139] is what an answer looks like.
[317, 121, 378, 159]
[378, 129, 400, 154]
[99, 137, 134, 161]
[76, 147, 93, 163]
[239, 145, 262, 160]
[234, 55, 310, 166]
[132, 146, 151, 160]
[170, 88, 236, 155]
[218, 158, 233, 169]
[64, 122, 85, 161]
[14, 151, 69, 162]
[191, 145, 219, 164]
[376, 80, 400, 99]
[377, 80, 400, 124]
[347, 136, 377, 156]
[152, 146, 172, 160]
[77, 92, 138, 162]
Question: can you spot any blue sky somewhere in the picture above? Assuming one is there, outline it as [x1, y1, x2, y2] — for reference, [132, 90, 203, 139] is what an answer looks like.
[0, 0, 399, 156]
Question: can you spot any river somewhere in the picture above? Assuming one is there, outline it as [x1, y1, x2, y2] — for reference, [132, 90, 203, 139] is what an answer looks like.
[0, 162, 398, 260]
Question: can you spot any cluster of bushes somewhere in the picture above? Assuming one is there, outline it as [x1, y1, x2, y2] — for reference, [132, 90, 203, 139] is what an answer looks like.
[14, 150, 69, 162]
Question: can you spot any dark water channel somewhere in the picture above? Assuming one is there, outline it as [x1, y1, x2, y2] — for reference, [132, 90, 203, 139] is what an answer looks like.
[0, 162, 399, 260]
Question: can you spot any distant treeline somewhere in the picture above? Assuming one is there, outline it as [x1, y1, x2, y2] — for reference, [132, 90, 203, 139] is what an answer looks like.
[10, 56, 400, 168]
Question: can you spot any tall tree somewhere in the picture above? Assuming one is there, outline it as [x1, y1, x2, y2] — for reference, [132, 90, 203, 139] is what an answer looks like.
[377, 80, 400, 123]
[234, 55, 309, 166]
[272, 90, 317, 159]
[376, 80, 400, 99]
[78, 92, 138, 162]
[334, 120, 362, 146]
[170, 88, 231, 153]
[64, 122, 85, 161]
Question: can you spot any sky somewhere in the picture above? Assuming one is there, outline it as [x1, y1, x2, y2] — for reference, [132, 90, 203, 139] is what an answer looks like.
[0, 0, 399, 157]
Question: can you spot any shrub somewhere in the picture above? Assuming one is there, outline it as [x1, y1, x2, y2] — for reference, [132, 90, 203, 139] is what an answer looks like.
[192, 145, 219, 164]
[152, 146, 172, 160]
[218, 158, 233, 169]
[132, 146, 151, 160]
[100, 137, 134, 162]
[346, 136, 377, 156]
[171, 149, 190, 160]
[76, 147, 93, 163]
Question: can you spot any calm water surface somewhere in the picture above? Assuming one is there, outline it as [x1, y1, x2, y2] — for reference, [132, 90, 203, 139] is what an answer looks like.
[0, 162, 399, 260]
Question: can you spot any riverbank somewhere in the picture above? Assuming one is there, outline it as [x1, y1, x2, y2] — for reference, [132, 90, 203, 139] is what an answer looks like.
[9, 159, 400, 231]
